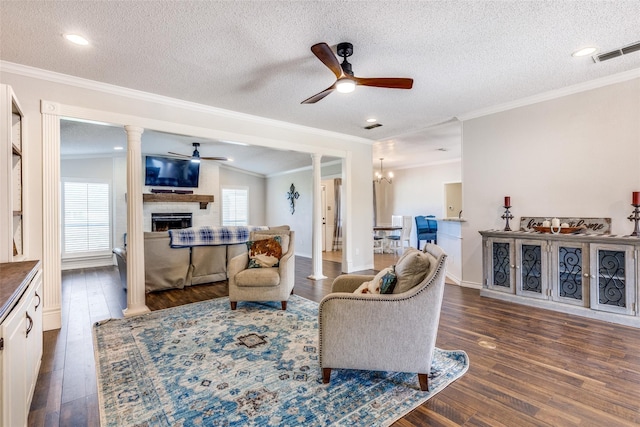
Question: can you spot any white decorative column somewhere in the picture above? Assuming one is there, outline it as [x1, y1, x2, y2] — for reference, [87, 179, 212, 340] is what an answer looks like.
[123, 126, 150, 317]
[40, 100, 62, 330]
[308, 153, 327, 280]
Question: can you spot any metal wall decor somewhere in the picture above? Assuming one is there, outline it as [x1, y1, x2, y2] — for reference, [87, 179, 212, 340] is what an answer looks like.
[286, 183, 300, 214]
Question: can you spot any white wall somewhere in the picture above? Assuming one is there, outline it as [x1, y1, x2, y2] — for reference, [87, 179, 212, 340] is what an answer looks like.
[266, 170, 313, 258]
[219, 166, 266, 226]
[462, 77, 640, 287]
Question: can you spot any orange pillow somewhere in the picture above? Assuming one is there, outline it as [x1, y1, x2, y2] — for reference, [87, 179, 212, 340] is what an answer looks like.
[247, 237, 282, 268]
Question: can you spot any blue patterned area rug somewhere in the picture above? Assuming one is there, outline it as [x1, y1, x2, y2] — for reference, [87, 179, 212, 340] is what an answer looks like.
[93, 295, 468, 426]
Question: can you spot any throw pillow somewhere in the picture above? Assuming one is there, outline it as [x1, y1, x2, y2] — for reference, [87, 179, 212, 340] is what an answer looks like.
[393, 250, 431, 294]
[353, 267, 392, 294]
[380, 267, 397, 294]
[247, 236, 282, 268]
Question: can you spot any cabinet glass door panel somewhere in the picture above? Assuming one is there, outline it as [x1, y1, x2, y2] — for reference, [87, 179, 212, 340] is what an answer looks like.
[551, 242, 589, 306]
[558, 246, 583, 300]
[590, 244, 636, 315]
[516, 239, 548, 299]
[485, 237, 515, 293]
[492, 242, 511, 288]
[521, 244, 542, 293]
[597, 250, 626, 308]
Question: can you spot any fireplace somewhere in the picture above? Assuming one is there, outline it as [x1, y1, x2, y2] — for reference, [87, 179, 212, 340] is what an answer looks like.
[151, 213, 193, 232]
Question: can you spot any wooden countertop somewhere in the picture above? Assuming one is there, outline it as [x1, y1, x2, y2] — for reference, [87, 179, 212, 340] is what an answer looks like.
[0, 260, 41, 322]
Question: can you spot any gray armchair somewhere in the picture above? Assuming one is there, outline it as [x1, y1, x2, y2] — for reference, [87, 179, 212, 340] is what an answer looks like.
[228, 229, 295, 310]
[318, 243, 447, 391]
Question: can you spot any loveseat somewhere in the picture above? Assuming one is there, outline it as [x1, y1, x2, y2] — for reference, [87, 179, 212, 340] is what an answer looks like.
[113, 226, 288, 293]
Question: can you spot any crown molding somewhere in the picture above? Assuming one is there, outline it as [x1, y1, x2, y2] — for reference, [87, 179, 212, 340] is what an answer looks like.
[0, 61, 372, 145]
[266, 159, 343, 178]
[459, 68, 640, 121]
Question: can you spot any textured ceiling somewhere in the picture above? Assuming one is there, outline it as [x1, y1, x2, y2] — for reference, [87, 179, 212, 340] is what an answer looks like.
[2, 1, 640, 174]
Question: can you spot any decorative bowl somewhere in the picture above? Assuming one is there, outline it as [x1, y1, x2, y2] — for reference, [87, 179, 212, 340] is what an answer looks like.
[532, 226, 584, 234]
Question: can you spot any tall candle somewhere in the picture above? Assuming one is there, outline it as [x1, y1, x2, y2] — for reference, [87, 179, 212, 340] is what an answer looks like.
[633, 192, 640, 205]
[504, 196, 511, 207]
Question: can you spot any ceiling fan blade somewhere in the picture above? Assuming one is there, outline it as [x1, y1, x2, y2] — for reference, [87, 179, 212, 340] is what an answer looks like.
[311, 43, 344, 79]
[168, 152, 192, 158]
[354, 77, 414, 89]
[301, 84, 336, 104]
[201, 156, 229, 161]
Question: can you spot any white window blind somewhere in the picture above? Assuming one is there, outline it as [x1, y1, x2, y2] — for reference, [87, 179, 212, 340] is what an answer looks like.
[63, 181, 111, 256]
[222, 187, 248, 226]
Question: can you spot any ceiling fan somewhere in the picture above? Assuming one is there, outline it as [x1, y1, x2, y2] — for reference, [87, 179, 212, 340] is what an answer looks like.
[168, 142, 228, 162]
[302, 42, 414, 104]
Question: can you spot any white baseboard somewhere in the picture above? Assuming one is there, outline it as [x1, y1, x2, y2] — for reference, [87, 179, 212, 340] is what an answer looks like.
[62, 255, 115, 271]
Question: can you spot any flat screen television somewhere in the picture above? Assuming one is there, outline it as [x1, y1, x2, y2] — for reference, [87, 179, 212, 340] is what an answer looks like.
[145, 156, 200, 188]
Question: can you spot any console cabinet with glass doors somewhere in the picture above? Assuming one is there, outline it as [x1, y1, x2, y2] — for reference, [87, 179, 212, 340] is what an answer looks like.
[480, 230, 638, 327]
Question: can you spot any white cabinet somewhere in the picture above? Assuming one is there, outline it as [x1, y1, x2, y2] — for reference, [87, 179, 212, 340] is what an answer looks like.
[0, 84, 25, 262]
[480, 230, 640, 327]
[0, 262, 43, 427]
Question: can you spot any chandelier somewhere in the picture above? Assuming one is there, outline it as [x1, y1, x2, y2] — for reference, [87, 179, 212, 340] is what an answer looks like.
[374, 158, 393, 184]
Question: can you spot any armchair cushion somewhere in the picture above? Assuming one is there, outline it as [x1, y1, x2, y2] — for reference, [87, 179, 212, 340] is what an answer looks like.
[247, 236, 282, 268]
[235, 267, 280, 287]
[393, 248, 431, 294]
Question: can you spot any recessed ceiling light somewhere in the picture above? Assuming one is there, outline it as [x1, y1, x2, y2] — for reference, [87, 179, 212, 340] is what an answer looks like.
[64, 34, 89, 46]
[113, 146, 124, 151]
[572, 46, 597, 57]
[366, 118, 377, 123]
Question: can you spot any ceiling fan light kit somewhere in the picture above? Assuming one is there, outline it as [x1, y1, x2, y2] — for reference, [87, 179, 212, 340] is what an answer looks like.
[168, 142, 229, 162]
[336, 78, 356, 93]
[302, 42, 413, 104]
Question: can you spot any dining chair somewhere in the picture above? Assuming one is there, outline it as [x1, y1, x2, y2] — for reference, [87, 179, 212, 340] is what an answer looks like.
[387, 215, 404, 253]
[415, 215, 437, 249]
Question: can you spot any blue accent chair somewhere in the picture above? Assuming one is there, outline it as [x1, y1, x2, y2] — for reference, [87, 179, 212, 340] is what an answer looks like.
[415, 215, 437, 249]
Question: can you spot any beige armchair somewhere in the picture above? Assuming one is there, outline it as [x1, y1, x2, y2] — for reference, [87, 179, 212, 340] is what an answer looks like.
[318, 243, 447, 391]
[228, 229, 295, 310]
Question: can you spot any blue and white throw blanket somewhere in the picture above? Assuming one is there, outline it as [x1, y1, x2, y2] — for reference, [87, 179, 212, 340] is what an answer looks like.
[168, 225, 268, 248]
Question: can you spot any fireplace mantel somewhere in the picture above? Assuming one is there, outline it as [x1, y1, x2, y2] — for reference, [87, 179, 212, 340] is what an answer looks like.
[142, 193, 214, 209]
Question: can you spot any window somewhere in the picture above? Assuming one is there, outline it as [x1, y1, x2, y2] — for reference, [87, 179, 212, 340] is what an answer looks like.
[222, 187, 248, 226]
[62, 180, 111, 256]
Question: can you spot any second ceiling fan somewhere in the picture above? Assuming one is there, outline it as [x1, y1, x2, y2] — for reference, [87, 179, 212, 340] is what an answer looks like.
[169, 143, 228, 162]
[302, 42, 414, 104]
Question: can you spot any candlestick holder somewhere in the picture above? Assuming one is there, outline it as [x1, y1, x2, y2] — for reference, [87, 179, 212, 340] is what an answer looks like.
[501, 205, 514, 231]
[628, 204, 640, 237]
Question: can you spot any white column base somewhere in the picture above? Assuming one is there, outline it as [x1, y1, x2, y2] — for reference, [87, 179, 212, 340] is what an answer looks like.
[123, 306, 151, 317]
[43, 308, 62, 331]
[307, 274, 328, 280]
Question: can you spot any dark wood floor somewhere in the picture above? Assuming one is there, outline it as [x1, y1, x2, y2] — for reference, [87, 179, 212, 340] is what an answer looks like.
[28, 254, 640, 426]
